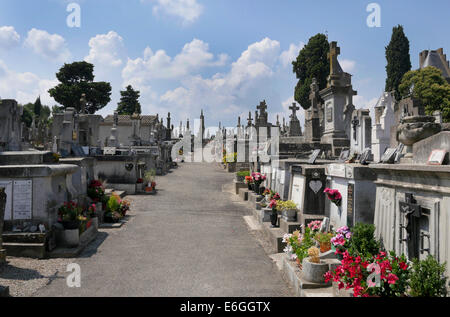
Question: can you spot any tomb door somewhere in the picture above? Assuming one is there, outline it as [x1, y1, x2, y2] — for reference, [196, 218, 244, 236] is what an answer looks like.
[398, 194, 439, 261]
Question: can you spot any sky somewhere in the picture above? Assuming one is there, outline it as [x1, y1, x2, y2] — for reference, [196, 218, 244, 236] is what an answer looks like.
[0, 0, 448, 130]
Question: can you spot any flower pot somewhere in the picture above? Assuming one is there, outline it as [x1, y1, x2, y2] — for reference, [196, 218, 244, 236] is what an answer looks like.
[61, 220, 80, 230]
[145, 186, 153, 193]
[270, 209, 278, 227]
[320, 242, 331, 253]
[62, 229, 80, 248]
[281, 209, 297, 222]
[254, 183, 260, 194]
[247, 184, 252, 190]
[302, 257, 331, 284]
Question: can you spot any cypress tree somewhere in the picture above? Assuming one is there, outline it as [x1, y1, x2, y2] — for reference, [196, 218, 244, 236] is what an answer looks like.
[385, 25, 412, 100]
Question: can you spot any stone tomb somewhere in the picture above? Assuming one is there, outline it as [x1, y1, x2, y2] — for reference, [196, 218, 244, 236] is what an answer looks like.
[289, 164, 328, 227]
[325, 163, 377, 229]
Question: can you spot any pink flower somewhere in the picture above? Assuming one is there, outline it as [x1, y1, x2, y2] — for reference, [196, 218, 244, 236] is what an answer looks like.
[387, 273, 398, 285]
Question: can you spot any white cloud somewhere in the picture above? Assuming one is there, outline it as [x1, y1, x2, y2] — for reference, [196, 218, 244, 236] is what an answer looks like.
[143, 0, 204, 24]
[340, 59, 356, 73]
[24, 28, 71, 62]
[85, 31, 126, 68]
[0, 26, 20, 49]
[122, 38, 227, 84]
[280, 42, 304, 68]
[0, 59, 57, 105]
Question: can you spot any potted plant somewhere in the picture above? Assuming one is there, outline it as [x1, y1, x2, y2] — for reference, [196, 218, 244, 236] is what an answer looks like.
[251, 172, 266, 194]
[284, 228, 315, 270]
[87, 180, 105, 203]
[331, 226, 352, 260]
[104, 195, 124, 223]
[315, 232, 333, 253]
[302, 247, 331, 285]
[276, 200, 298, 222]
[144, 169, 156, 193]
[307, 220, 322, 234]
[58, 201, 82, 230]
[236, 170, 250, 182]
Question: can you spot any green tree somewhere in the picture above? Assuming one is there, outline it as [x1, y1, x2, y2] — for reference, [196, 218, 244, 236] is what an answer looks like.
[21, 103, 34, 128]
[399, 66, 450, 122]
[48, 61, 112, 114]
[292, 33, 330, 109]
[34, 96, 42, 118]
[385, 25, 412, 100]
[116, 85, 142, 115]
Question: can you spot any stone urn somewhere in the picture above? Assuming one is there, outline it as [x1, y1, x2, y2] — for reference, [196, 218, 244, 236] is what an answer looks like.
[302, 257, 331, 285]
[397, 116, 441, 160]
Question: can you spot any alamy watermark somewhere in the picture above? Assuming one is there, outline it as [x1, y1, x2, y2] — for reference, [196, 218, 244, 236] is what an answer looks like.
[366, 3, 381, 28]
[67, 3, 81, 28]
[66, 263, 81, 288]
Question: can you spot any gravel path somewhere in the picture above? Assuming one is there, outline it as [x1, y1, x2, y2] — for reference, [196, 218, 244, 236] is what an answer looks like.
[2, 162, 292, 297]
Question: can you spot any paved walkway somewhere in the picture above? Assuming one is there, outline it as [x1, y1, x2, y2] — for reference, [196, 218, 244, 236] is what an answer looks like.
[37, 162, 292, 297]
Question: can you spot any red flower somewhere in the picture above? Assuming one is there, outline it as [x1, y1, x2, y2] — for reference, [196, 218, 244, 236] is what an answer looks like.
[399, 262, 408, 270]
[387, 273, 399, 285]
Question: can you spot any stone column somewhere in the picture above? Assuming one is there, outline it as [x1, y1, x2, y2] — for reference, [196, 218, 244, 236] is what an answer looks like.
[0, 187, 6, 264]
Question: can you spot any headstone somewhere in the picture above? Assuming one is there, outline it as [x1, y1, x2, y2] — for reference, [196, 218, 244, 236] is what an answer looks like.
[0, 99, 23, 151]
[372, 92, 396, 162]
[304, 78, 322, 143]
[338, 150, 350, 163]
[320, 42, 356, 157]
[319, 217, 330, 233]
[288, 103, 302, 137]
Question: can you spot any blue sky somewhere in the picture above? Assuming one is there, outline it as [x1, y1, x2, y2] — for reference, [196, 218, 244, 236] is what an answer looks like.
[0, 0, 448, 129]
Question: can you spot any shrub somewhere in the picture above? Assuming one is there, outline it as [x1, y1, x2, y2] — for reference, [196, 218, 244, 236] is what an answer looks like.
[236, 170, 250, 177]
[410, 255, 448, 297]
[348, 223, 381, 259]
[276, 200, 298, 212]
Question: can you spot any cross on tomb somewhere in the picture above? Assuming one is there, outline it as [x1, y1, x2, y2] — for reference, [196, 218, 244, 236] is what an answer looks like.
[247, 112, 253, 126]
[399, 193, 423, 260]
[257, 100, 268, 114]
[289, 103, 300, 118]
[328, 41, 341, 76]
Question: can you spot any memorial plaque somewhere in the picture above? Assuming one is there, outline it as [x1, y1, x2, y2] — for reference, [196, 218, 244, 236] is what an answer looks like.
[338, 150, 350, 163]
[308, 149, 321, 165]
[291, 165, 302, 174]
[347, 183, 354, 227]
[0, 181, 13, 220]
[427, 149, 448, 165]
[13, 180, 32, 220]
[326, 103, 333, 122]
[359, 148, 371, 165]
[381, 148, 397, 164]
[103, 147, 117, 155]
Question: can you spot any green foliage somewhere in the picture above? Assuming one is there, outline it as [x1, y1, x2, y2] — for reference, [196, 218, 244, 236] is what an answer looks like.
[276, 200, 298, 212]
[385, 25, 412, 100]
[48, 61, 112, 114]
[292, 33, 330, 110]
[410, 255, 448, 297]
[34, 96, 42, 117]
[106, 195, 121, 212]
[315, 232, 333, 244]
[144, 169, 156, 183]
[117, 85, 142, 115]
[399, 66, 450, 122]
[21, 103, 34, 128]
[348, 223, 380, 259]
[295, 227, 316, 263]
[236, 170, 250, 177]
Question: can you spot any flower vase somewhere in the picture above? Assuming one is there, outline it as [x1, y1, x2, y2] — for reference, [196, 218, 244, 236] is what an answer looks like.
[270, 209, 278, 227]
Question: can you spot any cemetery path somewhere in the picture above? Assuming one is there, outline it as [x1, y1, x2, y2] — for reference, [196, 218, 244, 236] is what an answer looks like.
[36, 162, 292, 297]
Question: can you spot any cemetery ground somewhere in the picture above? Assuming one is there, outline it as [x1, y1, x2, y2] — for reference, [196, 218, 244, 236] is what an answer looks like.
[0, 162, 293, 297]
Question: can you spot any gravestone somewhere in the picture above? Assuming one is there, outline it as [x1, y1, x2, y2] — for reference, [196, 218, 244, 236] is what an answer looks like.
[350, 108, 372, 155]
[381, 148, 397, 164]
[304, 78, 322, 143]
[338, 149, 350, 163]
[288, 103, 302, 137]
[308, 149, 321, 165]
[320, 42, 356, 157]
[359, 148, 371, 165]
[372, 92, 396, 162]
[0, 99, 23, 151]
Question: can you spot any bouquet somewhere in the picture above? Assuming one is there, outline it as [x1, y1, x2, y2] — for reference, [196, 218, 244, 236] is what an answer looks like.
[331, 226, 352, 255]
[324, 188, 342, 206]
[307, 220, 322, 233]
[58, 201, 83, 222]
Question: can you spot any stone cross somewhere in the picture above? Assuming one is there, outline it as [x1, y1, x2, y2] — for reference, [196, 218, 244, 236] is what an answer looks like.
[113, 111, 119, 127]
[289, 103, 300, 119]
[328, 41, 341, 76]
[80, 93, 87, 114]
[247, 112, 253, 127]
[257, 100, 268, 114]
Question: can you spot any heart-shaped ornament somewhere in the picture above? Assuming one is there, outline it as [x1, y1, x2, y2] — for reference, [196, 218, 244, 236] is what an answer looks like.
[309, 180, 322, 194]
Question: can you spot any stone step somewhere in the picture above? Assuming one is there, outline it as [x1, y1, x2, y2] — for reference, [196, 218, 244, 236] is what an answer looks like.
[261, 222, 286, 253]
[2, 232, 47, 244]
[3, 242, 46, 259]
[280, 219, 302, 234]
[302, 288, 334, 297]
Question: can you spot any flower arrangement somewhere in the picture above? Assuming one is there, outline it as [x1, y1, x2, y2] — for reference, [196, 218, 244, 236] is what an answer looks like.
[268, 199, 278, 210]
[324, 188, 342, 206]
[331, 226, 352, 255]
[315, 232, 334, 253]
[324, 250, 410, 297]
[137, 178, 144, 184]
[87, 204, 97, 218]
[244, 176, 254, 185]
[87, 180, 105, 203]
[271, 192, 280, 201]
[58, 201, 83, 222]
[105, 194, 130, 222]
[307, 220, 322, 233]
[251, 172, 266, 185]
[283, 228, 316, 268]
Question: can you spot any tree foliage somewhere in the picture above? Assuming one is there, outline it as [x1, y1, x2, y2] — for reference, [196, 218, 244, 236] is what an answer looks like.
[34, 96, 42, 117]
[292, 33, 330, 110]
[48, 61, 112, 114]
[385, 25, 412, 100]
[399, 66, 450, 122]
[410, 255, 448, 297]
[116, 85, 142, 115]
